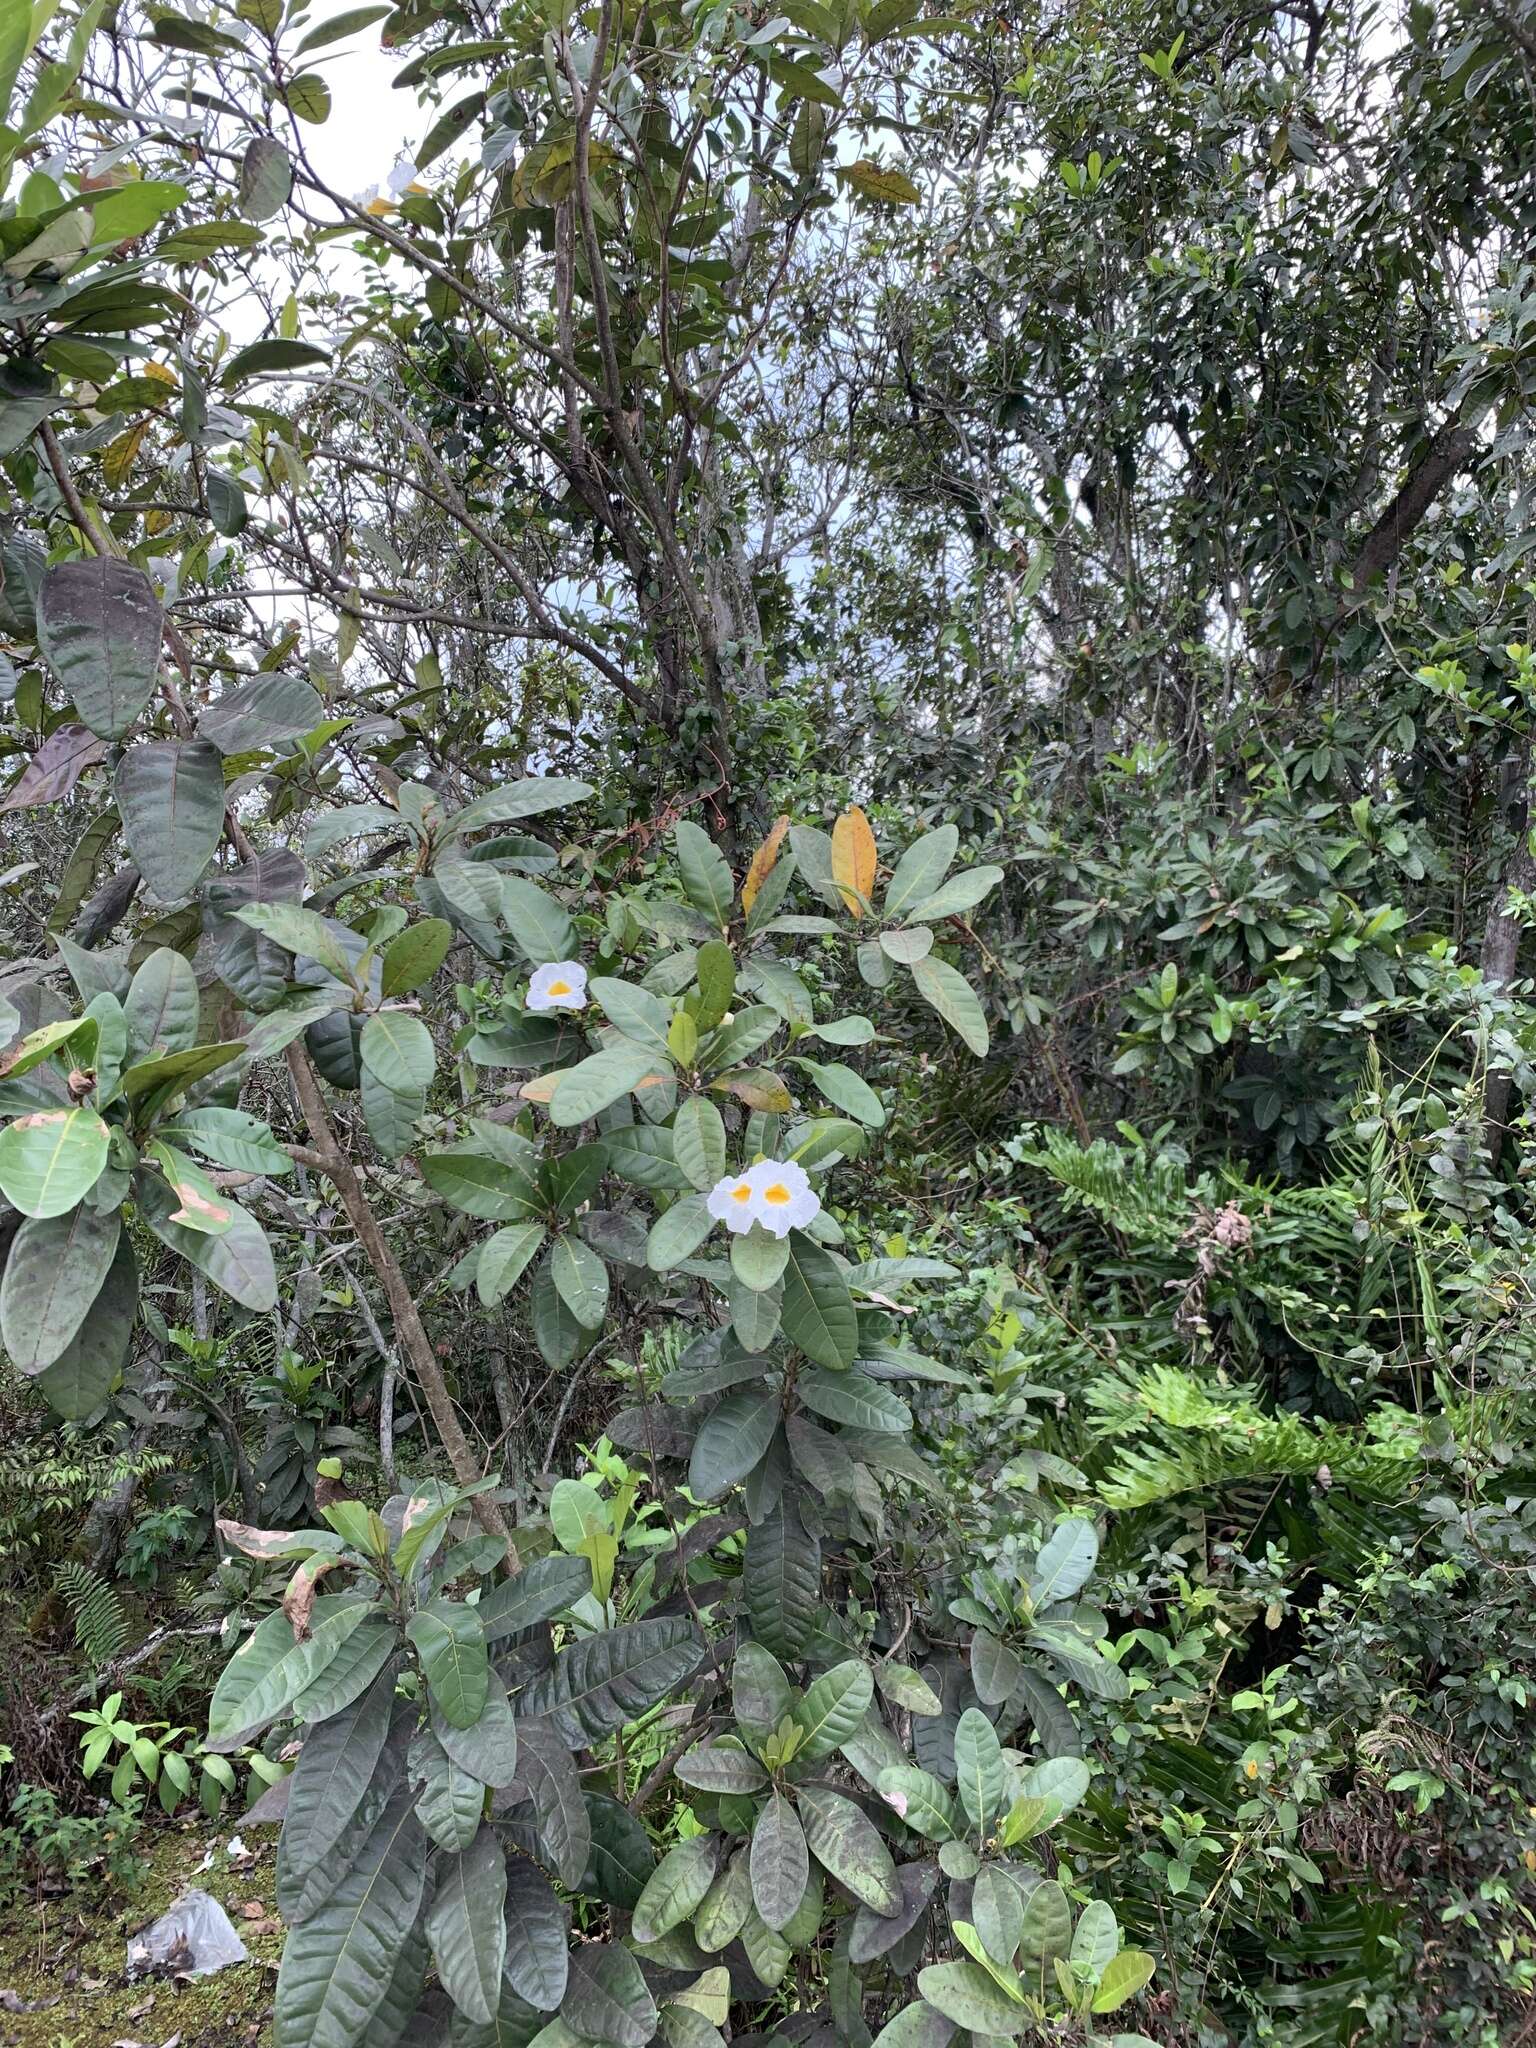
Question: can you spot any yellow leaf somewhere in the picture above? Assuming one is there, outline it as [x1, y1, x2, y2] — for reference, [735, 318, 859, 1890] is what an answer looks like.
[742, 813, 790, 914]
[142, 361, 179, 388]
[838, 159, 922, 206]
[103, 420, 148, 490]
[830, 805, 877, 918]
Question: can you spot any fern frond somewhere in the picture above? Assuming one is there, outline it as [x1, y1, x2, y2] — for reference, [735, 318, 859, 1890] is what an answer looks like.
[52, 1561, 131, 1671]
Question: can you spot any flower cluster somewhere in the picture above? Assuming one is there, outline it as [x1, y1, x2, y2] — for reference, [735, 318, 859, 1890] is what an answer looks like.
[707, 1158, 820, 1238]
[526, 960, 588, 1011]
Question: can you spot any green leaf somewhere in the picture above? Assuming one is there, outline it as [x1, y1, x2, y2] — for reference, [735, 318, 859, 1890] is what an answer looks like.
[0, 1204, 119, 1372]
[198, 670, 323, 752]
[306, 802, 402, 860]
[114, 740, 225, 900]
[550, 1235, 609, 1330]
[516, 1616, 705, 1745]
[1016, 1754, 1090, 1824]
[780, 1235, 857, 1368]
[478, 1222, 546, 1305]
[797, 1786, 902, 1914]
[360, 1010, 435, 1094]
[496, 877, 574, 966]
[589, 977, 672, 1054]
[970, 1630, 1022, 1708]
[278, 1664, 396, 1899]
[37, 558, 163, 741]
[453, 776, 593, 834]
[906, 865, 1004, 921]
[432, 1670, 519, 1788]
[796, 1370, 910, 1433]
[293, 3, 392, 50]
[732, 1641, 793, 1744]
[869, 2002, 956, 2048]
[503, 1855, 569, 2009]
[883, 825, 958, 917]
[1090, 1949, 1156, 2013]
[1026, 1623, 1128, 1700]
[0, 1107, 109, 1217]
[674, 1743, 769, 1796]
[875, 1766, 958, 1841]
[409, 1724, 485, 1852]
[1027, 1518, 1099, 1609]
[382, 918, 453, 996]
[647, 1191, 714, 1271]
[238, 134, 293, 220]
[1070, 1899, 1119, 1975]
[953, 1708, 1006, 1835]
[875, 1663, 943, 1715]
[580, 1792, 653, 1909]
[477, 1552, 590, 1641]
[230, 900, 357, 980]
[972, 1866, 1024, 1966]
[730, 1226, 791, 1294]
[407, 1601, 489, 1729]
[514, 1721, 591, 1888]
[731, 1273, 783, 1352]
[421, 1148, 538, 1220]
[1018, 1879, 1072, 1965]
[792, 1058, 886, 1128]
[562, 1944, 658, 2048]
[916, 1963, 1030, 2035]
[428, 1827, 508, 2026]
[908, 954, 989, 1056]
[694, 1849, 754, 1952]
[550, 1044, 658, 1127]
[751, 1795, 808, 1932]
[142, 1185, 277, 1310]
[672, 1095, 727, 1189]
[33, 1232, 137, 1417]
[688, 1390, 780, 1499]
[159, 1107, 291, 1177]
[674, 821, 734, 930]
[209, 1602, 376, 1745]
[631, 1834, 719, 1944]
[796, 1660, 873, 1761]
[741, 1904, 792, 1988]
[878, 926, 934, 964]
[744, 1495, 819, 1659]
[123, 946, 198, 1058]
[273, 1787, 426, 2048]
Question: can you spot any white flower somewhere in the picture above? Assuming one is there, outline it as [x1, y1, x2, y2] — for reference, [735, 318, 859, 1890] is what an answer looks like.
[745, 1158, 820, 1238]
[707, 1170, 761, 1233]
[526, 960, 588, 1012]
[387, 156, 420, 197]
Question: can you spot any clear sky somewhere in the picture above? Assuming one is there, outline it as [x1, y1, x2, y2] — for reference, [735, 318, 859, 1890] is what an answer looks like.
[292, 17, 417, 202]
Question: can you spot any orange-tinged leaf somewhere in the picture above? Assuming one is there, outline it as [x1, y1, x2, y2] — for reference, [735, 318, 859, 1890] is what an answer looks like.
[519, 1074, 560, 1103]
[831, 807, 877, 918]
[710, 1066, 793, 1112]
[742, 814, 790, 914]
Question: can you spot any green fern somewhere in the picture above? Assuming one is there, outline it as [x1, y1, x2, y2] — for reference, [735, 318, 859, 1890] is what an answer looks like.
[52, 1561, 131, 1672]
[1085, 1364, 1425, 1508]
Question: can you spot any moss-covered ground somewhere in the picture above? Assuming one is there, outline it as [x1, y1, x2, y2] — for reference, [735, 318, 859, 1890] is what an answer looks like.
[0, 1816, 283, 2048]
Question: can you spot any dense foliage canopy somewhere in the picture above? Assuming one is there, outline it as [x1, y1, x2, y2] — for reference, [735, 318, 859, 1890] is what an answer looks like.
[1, 0, 1535, 2042]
